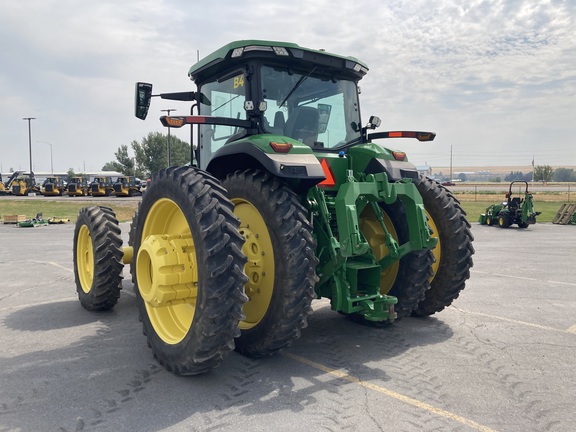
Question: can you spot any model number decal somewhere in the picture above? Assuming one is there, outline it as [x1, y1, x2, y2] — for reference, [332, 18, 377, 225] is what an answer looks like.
[233, 75, 244, 88]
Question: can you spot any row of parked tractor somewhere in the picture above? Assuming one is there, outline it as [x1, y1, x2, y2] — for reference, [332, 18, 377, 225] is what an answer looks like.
[0, 171, 144, 198]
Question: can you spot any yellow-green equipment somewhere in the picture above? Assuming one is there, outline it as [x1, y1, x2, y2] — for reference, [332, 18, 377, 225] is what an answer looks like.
[12, 173, 41, 196]
[113, 176, 141, 197]
[73, 40, 474, 375]
[89, 176, 115, 196]
[66, 176, 91, 196]
[0, 171, 23, 195]
[41, 176, 66, 196]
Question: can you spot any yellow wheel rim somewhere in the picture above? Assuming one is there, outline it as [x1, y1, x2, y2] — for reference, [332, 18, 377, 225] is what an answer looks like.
[233, 198, 275, 330]
[76, 225, 94, 294]
[359, 206, 399, 294]
[137, 198, 198, 345]
[426, 210, 441, 282]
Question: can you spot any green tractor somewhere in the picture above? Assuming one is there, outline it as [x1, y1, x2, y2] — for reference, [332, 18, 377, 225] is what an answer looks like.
[479, 181, 540, 228]
[73, 40, 474, 375]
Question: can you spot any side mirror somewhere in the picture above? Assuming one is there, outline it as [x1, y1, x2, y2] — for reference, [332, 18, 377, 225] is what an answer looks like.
[135, 82, 153, 120]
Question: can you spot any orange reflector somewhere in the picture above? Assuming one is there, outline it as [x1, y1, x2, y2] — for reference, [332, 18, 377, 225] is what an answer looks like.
[269, 142, 293, 153]
[164, 117, 185, 127]
[389, 131, 403, 138]
[392, 151, 406, 161]
[318, 159, 336, 188]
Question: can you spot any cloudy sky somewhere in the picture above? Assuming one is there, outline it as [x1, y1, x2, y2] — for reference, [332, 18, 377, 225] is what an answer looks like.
[1, 0, 574, 174]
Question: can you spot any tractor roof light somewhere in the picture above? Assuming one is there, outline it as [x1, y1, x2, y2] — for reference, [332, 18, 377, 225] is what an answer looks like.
[231, 48, 245, 58]
[232, 45, 290, 58]
[273, 47, 289, 56]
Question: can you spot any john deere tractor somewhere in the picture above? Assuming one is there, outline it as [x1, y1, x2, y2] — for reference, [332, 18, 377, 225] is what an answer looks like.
[73, 40, 474, 375]
[479, 181, 540, 228]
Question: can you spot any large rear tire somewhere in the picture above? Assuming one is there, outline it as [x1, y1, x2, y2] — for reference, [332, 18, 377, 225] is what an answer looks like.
[73, 206, 124, 311]
[359, 202, 434, 320]
[412, 177, 474, 316]
[131, 167, 248, 375]
[222, 170, 318, 357]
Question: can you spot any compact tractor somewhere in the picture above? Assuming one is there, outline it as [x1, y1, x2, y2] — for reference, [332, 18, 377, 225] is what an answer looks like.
[479, 181, 540, 228]
[90, 176, 115, 196]
[73, 40, 474, 375]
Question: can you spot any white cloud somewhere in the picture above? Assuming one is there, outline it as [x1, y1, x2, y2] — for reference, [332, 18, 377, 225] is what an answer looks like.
[0, 0, 574, 174]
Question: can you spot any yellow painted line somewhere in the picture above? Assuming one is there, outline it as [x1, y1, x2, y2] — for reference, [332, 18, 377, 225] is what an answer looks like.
[283, 351, 498, 432]
[452, 308, 576, 335]
[471, 270, 576, 287]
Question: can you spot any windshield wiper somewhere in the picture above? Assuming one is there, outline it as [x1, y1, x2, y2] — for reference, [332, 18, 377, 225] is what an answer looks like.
[278, 67, 317, 107]
[213, 94, 242, 113]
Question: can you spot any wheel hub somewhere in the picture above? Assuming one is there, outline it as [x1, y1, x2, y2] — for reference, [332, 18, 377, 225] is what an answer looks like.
[137, 233, 198, 308]
[77, 225, 94, 293]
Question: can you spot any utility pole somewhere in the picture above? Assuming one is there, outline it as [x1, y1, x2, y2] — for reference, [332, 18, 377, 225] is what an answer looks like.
[449, 145, 453, 182]
[161, 109, 176, 167]
[23, 117, 36, 176]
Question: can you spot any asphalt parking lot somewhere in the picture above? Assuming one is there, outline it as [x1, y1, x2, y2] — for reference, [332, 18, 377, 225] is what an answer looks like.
[1, 219, 575, 432]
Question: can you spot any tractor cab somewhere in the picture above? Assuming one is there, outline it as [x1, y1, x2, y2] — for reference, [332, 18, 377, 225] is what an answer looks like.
[135, 40, 435, 192]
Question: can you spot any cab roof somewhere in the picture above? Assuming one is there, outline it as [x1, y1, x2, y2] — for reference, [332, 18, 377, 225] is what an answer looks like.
[188, 39, 369, 84]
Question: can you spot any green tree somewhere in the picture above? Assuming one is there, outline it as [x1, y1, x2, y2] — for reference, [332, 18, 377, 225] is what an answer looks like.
[66, 168, 76, 182]
[103, 133, 192, 179]
[533, 165, 554, 183]
[132, 132, 191, 176]
[102, 145, 135, 176]
[504, 171, 530, 182]
[552, 168, 576, 182]
[102, 161, 125, 173]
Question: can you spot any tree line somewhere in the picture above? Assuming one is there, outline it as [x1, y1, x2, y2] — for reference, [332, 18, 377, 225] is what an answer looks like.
[498, 166, 576, 183]
[101, 132, 191, 179]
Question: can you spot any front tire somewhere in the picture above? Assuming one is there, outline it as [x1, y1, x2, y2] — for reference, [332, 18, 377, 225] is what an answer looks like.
[222, 170, 318, 357]
[499, 213, 511, 228]
[73, 206, 124, 311]
[412, 178, 474, 316]
[131, 167, 248, 375]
